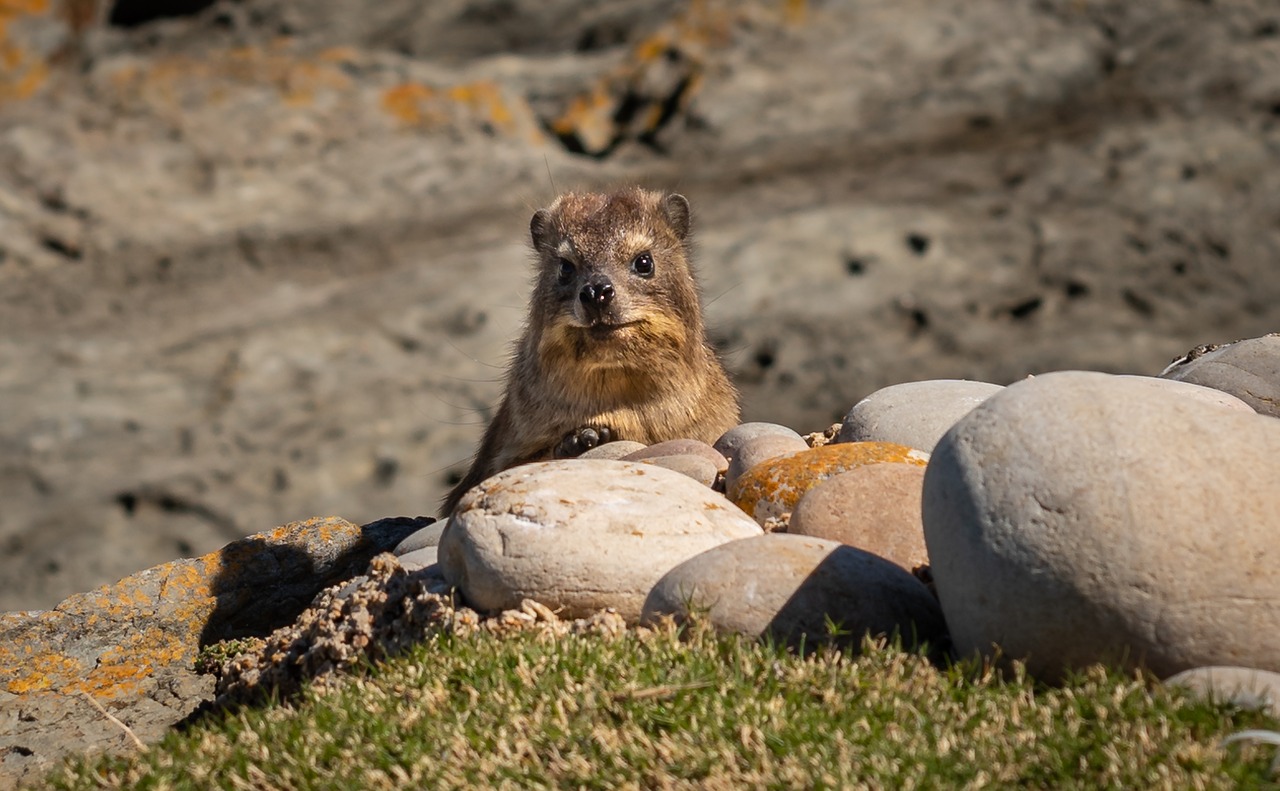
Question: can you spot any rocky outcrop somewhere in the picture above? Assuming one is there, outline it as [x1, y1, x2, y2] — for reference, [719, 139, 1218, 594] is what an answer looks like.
[0, 515, 422, 787]
[4, 0, 1280, 623]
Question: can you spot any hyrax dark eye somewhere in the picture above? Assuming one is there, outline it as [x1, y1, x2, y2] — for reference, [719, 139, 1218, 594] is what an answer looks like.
[557, 258, 575, 285]
[631, 251, 655, 278]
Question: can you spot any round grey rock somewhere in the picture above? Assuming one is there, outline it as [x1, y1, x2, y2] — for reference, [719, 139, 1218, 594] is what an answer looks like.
[788, 464, 929, 572]
[392, 521, 445, 571]
[392, 521, 444, 556]
[579, 440, 648, 460]
[439, 460, 763, 621]
[645, 532, 947, 650]
[623, 439, 728, 473]
[923, 370, 1280, 681]
[714, 422, 806, 463]
[837, 379, 1003, 451]
[723, 433, 809, 493]
[635, 454, 719, 487]
[1159, 334, 1280, 417]
[1164, 666, 1280, 718]
[642, 534, 946, 652]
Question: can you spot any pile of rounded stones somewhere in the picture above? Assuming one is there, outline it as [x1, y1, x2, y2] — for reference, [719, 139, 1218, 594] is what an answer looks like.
[396, 333, 1280, 707]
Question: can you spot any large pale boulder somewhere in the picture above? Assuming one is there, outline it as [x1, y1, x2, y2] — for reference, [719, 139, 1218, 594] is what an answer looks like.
[438, 460, 762, 621]
[922, 371, 1280, 681]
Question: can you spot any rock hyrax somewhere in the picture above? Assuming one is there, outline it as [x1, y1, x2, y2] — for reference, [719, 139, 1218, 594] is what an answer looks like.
[442, 187, 740, 514]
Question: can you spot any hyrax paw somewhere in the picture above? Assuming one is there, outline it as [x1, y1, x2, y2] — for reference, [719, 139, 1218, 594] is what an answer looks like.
[556, 426, 613, 458]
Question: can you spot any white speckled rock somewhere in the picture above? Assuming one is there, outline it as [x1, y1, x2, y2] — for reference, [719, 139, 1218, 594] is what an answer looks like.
[439, 460, 762, 621]
[579, 440, 648, 460]
[923, 370, 1280, 681]
[788, 465, 929, 572]
[1164, 666, 1280, 718]
[642, 534, 946, 652]
[1160, 334, 1280, 417]
[837, 379, 1003, 451]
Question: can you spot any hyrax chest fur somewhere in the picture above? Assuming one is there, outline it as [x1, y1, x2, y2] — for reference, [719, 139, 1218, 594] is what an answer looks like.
[442, 188, 740, 514]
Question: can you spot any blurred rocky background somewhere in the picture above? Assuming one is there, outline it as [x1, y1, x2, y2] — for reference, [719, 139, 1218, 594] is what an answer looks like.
[1, 0, 1277, 611]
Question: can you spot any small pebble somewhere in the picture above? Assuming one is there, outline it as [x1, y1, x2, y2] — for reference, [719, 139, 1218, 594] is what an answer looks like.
[393, 521, 444, 556]
[1164, 666, 1280, 718]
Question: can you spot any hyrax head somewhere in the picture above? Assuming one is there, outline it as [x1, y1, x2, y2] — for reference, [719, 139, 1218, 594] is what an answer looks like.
[528, 188, 703, 362]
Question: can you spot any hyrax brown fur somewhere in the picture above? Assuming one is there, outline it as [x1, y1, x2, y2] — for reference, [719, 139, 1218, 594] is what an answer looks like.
[442, 187, 740, 514]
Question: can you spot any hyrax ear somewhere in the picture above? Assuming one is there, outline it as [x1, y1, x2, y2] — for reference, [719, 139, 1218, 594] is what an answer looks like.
[663, 193, 691, 241]
[530, 208, 553, 252]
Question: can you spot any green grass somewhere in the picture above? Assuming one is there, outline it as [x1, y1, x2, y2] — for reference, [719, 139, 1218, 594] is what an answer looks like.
[45, 623, 1280, 789]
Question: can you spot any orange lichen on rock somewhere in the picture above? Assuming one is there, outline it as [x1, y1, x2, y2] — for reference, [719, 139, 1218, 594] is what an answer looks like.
[104, 42, 353, 110]
[381, 79, 542, 142]
[549, 0, 792, 155]
[0, 0, 52, 103]
[0, 516, 372, 700]
[729, 442, 931, 523]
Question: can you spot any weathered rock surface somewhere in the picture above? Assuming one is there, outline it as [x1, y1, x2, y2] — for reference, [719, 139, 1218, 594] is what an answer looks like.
[438, 460, 762, 620]
[723, 432, 810, 494]
[788, 465, 930, 572]
[642, 534, 946, 652]
[1165, 666, 1280, 719]
[5, 0, 1280, 613]
[922, 371, 1280, 681]
[837, 380, 1004, 451]
[1159, 334, 1280, 418]
[731, 442, 929, 524]
[0, 515, 423, 787]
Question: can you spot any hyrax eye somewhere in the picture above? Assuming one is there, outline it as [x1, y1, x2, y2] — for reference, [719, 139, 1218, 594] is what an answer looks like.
[631, 251, 655, 278]
[557, 258, 575, 284]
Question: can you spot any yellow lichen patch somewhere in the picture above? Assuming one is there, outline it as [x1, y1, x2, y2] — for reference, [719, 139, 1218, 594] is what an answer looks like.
[104, 42, 352, 111]
[0, 0, 51, 103]
[783, 0, 808, 26]
[0, 516, 363, 700]
[382, 79, 540, 142]
[730, 442, 931, 523]
[6, 651, 84, 694]
[548, 0, 745, 155]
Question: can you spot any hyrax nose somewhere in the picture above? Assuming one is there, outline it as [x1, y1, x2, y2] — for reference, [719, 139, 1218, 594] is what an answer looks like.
[579, 276, 615, 309]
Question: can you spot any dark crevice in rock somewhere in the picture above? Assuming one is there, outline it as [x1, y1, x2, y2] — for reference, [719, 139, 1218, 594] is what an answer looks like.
[109, 0, 221, 28]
